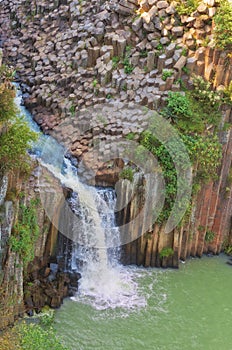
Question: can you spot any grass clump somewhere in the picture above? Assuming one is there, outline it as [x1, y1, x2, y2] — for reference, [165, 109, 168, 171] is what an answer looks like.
[119, 167, 134, 182]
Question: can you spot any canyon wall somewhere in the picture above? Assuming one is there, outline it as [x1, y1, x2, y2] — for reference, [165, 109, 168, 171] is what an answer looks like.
[0, 0, 232, 328]
[0, 166, 79, 330]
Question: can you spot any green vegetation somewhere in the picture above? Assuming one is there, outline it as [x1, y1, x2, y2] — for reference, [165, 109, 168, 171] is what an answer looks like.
[182, 66, 190, 74]
[159, 247, 174, 258]
[205, 230, 215, 243]
[214, 0, 232, 50]
[69, 105, 76, 116]
[112, 47, 135, 74]
[106, 93, 112, 99]
[9, 199, 40, 265]
[0, 65, 37, 175]
[156, 43, 164, 51]
[225, 245, 232, 255]
[123, 58, 133, 75]
[176, 0, 200, 15]
[139, 50, 148, 58]
[119, 167, 134, 182]
[112, 56, 120, 70]
[161, 76, 223, 132]
[138, 75, 223, 224]
[161, 69, 173, 81]
[181, 47, 188, 57]
[223, 80, 232, 103]
[92, 79, 98, 88]
[126, 132, 136, 140]
[0, 316, 69, 350]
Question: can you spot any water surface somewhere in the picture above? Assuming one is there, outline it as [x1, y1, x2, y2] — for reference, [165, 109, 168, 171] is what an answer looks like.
[55, 254, 232, 350]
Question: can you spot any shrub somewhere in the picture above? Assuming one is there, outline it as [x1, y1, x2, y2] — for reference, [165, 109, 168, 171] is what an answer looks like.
[17, 322, 69, 350]
[0, 65, 37, 175]
[0, 118, 37, 174]
[161, 69, 173, 81]
[214, 0, 232, 50]
[9, 199, 40, 265]
[161, 91, 192, 122]
[205, 230, 215, 243]
[159, 247, 174, 258]
[119, 167, 134, 182]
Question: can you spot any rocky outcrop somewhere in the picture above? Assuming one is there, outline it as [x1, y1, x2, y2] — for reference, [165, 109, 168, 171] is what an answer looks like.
[118, 121, 232, 268]
[0, 165, 79, 330]
[0, 0, 231, 152]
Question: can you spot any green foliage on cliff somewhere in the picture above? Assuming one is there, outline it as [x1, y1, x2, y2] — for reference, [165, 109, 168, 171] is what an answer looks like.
[9, 199, 40, 265]
[139, 75, 223, 224]
[0, 118, 37, 174]
[0, 65, 37, 175]
[159, 247, 174, 258]
[119, 167, 134, 182]
[0, 320, 70, 350]
[162, 76, 222, 133]
[205, 230, 215, 243]
[214, 0, 232, 50]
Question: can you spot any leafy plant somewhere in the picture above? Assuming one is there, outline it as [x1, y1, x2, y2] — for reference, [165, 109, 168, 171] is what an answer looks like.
[161, 91, 191, 122]
[181, 47, 188, 57]
[157, 43, 163, 51]
[9, 199, 40, 265]
[112, 56, 120, 70]
[159, 247, 174, 258]
[16, 322, 69, 350]
[205, 230, 215, 243]
[182, 66, 190, 74]
[126, 132, 136, 140]
[92, 79, 98, 88]
[123, 58, 134, 74]
[119, 167, 134, 182]
[162, 69, 173, 81]
[69, 105, 76, 116]
[0, 118, 37, 174]
[214, 0, 232, 50]
[0, 65, 37, 175]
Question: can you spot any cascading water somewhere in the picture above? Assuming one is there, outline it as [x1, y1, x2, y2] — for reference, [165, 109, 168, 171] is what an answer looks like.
[14, 84, 146, 310]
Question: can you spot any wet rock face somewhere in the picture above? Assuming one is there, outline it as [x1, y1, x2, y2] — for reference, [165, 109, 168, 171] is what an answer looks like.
[24, 260, 81, 315]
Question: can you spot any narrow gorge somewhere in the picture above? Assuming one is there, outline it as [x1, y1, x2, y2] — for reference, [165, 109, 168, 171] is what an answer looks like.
[0, 0, 231, 347]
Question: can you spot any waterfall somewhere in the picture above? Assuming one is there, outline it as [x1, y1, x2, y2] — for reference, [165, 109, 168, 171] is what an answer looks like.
[14, 84, 146, 310]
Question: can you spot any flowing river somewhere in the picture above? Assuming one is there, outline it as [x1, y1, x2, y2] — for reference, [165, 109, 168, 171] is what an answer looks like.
[55, 255, 232, 350]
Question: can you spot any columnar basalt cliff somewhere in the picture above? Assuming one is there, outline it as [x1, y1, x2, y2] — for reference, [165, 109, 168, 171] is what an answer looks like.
[0, 166, 79, 330]
[0, 0, 232, 328]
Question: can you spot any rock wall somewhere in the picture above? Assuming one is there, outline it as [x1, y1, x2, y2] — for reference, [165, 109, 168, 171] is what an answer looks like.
[118, 123, 232, 268]
[0, 165, 79, 330]
[0, 0, 231, 274]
